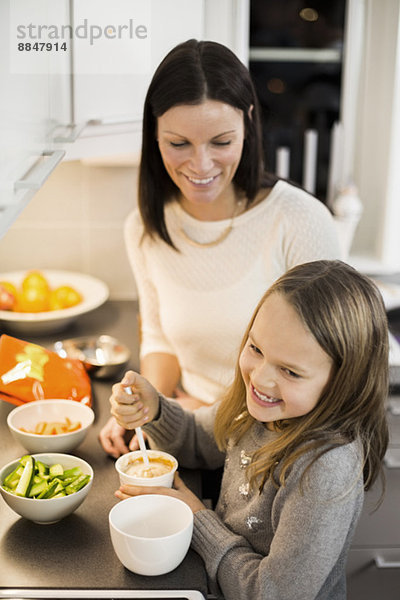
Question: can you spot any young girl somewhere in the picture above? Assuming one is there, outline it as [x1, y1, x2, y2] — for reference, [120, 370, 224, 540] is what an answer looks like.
[110, 260, 389, 600]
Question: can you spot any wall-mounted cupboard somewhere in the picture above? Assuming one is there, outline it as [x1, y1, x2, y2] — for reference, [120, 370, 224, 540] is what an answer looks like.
[0, 0, 249, 237]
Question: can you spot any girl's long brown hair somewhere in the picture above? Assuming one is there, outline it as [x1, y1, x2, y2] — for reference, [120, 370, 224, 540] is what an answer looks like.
[214, 260, 389, 494]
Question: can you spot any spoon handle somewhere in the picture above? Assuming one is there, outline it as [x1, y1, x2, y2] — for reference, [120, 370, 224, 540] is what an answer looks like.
[135, 426, 150, 466]
[124, 386, 150, 466]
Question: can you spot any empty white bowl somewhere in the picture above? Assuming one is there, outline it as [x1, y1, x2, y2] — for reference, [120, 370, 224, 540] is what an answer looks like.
[109, 495, 193, 575]
[115, 450, 178, 488]
[0, 453, 93, 524]
[7, 399, 94, 453]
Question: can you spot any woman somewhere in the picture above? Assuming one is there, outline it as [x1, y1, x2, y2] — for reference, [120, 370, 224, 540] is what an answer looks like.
[99, 39, 341, 458]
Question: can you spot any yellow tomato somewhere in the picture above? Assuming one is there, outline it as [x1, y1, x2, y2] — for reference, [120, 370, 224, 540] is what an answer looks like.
[22, 270, 50, 294]
[49, 285, 82, 310]
[17, 287, 50, 313]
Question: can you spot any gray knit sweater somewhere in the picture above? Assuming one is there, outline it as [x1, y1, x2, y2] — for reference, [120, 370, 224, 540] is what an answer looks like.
[144, 397, 364, 600]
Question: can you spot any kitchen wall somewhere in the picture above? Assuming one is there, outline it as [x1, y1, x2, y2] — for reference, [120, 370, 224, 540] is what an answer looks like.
[0, 160, 138, 299]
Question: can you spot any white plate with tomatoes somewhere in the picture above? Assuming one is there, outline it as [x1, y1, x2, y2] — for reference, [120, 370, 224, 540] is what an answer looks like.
[0, 270, 109, 335]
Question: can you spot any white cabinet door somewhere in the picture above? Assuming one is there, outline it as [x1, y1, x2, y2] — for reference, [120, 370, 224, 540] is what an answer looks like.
[67, 0, 249, 160]
[0, 0, 70, 235]
[72, 0, 204, 125]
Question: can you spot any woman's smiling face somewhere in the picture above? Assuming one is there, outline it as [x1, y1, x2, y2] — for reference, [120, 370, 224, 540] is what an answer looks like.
[156, 99, 245, 219]
[239, 292, 334, 425]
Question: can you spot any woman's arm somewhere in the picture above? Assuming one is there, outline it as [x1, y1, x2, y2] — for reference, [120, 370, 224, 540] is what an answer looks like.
[141, 353, 210, 409]
[126, 214, 209, 409]
[140, 352, 181, 396]
[281, 185, 342, 266]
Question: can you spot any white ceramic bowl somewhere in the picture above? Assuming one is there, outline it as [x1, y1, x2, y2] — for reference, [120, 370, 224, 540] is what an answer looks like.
[0, 453, 93, 524]
[0, 270, 109, 335]
[109, 495, 193, 575]
[115, 450, 178, 488]
[7, 399, 94, 453]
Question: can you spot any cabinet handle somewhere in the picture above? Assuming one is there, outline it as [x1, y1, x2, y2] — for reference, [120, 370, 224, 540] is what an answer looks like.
[87, 117, 141, 126]
[384, 449, 400, 468]
[388, 397, 400, 415]
[375, 555, 400, 568]
[53, 123, 85, 143]
[14, 150, 65, 191]
[375, 555, 400, 569]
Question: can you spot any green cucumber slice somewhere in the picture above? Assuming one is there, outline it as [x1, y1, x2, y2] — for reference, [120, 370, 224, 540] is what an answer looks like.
[28, 479, 48, 497]
[15, 456, 35, 497]
[49, 464, 64, 477]
[65, 474, 90, 494]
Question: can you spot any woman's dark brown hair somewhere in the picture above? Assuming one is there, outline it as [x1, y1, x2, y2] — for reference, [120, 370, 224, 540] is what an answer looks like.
[139, 39, 276, 247]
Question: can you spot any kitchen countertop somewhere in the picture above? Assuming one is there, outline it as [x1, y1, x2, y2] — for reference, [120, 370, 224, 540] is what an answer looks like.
[0, 301, 208, 600]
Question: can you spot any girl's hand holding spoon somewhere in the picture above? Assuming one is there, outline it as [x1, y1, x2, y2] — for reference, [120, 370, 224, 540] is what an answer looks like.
[110, 371, 160, 432]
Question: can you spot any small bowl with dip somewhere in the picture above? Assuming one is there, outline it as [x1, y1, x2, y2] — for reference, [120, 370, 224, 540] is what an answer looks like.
[115, 450, 178, 488]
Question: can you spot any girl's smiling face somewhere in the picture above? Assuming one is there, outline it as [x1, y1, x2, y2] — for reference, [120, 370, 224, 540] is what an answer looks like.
[156, 99, 245, 220]
[239, 292, 334, 425]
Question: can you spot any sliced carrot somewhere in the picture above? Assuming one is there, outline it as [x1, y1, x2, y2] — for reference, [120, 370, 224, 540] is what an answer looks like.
[19, 418, 82, 435]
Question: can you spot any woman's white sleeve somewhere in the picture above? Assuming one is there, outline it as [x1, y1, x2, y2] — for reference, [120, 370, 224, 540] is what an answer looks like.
[124, 212, 175, 358]
[282, 194, 342, 268]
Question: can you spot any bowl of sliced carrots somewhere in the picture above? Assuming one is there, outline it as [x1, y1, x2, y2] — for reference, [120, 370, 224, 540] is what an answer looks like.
[7, 399, 94, 453]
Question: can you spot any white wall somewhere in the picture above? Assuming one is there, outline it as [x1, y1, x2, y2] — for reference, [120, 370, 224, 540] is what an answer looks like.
[350, 0, 400, 271]
[0, 160, 138, 299]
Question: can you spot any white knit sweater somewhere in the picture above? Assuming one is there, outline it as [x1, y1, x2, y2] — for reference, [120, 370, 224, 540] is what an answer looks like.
[124, 180, 341, 403]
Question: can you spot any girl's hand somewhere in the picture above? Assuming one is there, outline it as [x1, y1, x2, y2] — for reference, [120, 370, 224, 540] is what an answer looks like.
[110, 370, 160, 430]
[115, 472, 206, 514]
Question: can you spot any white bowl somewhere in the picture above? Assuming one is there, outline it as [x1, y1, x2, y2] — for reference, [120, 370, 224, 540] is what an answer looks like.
[0, 270, 109, 335]
[7, 399, 94, 453]
[115, 450, 178, 488]
[109, 495, 193, 575]
[0, 453, 93, 524]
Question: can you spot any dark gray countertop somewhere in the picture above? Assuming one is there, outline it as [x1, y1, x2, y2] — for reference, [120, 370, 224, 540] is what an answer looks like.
[0, 301, 208, 599]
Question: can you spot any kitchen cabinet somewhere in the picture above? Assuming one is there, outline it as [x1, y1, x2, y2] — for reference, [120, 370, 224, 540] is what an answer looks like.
[64, 0, 204, 161]
[0, 0, 70, 236]
[0, 0, 250, 237]
[346, 405, 400, 598]
[65, 0, 250, 161]
[347, 549, 400, 600]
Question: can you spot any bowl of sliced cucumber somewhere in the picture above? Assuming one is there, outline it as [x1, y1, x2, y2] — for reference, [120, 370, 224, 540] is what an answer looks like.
[0, 453, 93, 524]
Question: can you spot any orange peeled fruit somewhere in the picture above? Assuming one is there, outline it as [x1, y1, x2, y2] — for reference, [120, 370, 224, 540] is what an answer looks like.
[49, 285, 82, 310]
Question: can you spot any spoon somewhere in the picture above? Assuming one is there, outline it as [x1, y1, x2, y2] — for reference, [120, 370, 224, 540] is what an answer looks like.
[124, 386, 150, 467]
